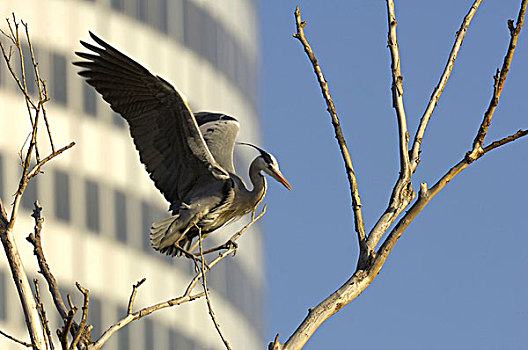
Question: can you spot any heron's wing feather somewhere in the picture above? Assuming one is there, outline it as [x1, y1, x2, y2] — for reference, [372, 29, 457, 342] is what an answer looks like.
[74, 32, 229, 204]
[195, 112, 239, 174]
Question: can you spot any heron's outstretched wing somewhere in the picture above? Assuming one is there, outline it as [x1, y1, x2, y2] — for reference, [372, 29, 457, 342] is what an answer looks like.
[74, 32, 229, 204]
[195, 112, 239, 174]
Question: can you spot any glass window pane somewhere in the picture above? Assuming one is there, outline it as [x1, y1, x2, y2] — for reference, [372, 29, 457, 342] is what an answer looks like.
[111, 0, 124, 11]
[85, 179, 100, 232]
[51, 53, 67, 105]
[168, 0, 184, 43]
[138, 0, 148, 23]
[88, 297, 102, 339]
[144, 318, 154, 349]
[83, 83, 97, 117]
[0, 269, 6, 320]
[203, 12, 217, 67]
[0, 154, 4, 201]
[54, 170, 70, 222]
[184, 1, 203, 56]
[22, 43, 37, 95]
[112, 112, 126, 128]
[141, 201, 152, 252]
[114, 189, 127, 243]
[159, 0, 168, 34]
[22, 176, 38, 211]
[117, 307, 129, 349]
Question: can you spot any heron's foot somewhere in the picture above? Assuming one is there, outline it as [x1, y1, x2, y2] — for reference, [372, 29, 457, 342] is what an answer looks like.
[224, 239, 238, 255]
[177, 246, 200, 265]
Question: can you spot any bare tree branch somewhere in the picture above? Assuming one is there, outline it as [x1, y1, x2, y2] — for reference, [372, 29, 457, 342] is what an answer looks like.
[472, 0, 527, 150]
[292, 6, 367, 263]
[27, 201, 70, 323]
[366, 0, 415, 256]
[127, 278, 146, 315]
[198, 228, 231, 350]
[34, 279, 54, 350]
[410, 0, 483, 171]
[0, 329, 36, 348]
[70, 283, 90, 350]
[483, 129, 528, 153]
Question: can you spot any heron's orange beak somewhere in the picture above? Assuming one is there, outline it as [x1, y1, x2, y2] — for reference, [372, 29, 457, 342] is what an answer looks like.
[271, 169, 292, 191]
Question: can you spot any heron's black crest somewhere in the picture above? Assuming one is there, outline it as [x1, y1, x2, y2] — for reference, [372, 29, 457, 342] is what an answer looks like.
[195, 112, 237, 127]
[237, 142, 273, 164]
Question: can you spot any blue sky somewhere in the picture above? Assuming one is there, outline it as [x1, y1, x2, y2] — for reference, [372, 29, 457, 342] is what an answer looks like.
[259, 1, 528, 349]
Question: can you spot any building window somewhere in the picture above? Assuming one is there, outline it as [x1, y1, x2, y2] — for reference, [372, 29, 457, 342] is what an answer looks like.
[0, 53, 3, 86]
[137, 0, 148, 23]
[82, 82, 97, 117]
[110, 0, 124, 11]
[54, 170, 70, 222]
[217, 26, 236, 85]
[144, 318, 154, 349]
[88, 297, 102, 339]
[184, 0, 203, 57]
[116, 307, 129, 349]
[114, 189, 127, 243]
[0, 154, 4, 201]
[22, 176, 38, 211]
[141, 201, 153, 252]
[85, 179, 100, 232]
[159, 0, 169, 34]
[203, 12, 218, 67]
[112, 112, 126, 128]
[22, 43, 37, 96]
[169, 328, 193, 350]
[51, 52, 67, 105]
[0, 269, 6, 320]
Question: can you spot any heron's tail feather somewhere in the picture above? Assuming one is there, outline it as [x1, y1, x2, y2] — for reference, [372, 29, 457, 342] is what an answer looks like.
[150, 215, 193, 257]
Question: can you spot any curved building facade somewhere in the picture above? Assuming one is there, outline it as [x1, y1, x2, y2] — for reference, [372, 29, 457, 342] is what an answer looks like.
[0, 0, 263, 349]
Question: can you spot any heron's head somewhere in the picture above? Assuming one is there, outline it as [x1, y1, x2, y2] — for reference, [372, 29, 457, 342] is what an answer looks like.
[238, 143, 292, 191]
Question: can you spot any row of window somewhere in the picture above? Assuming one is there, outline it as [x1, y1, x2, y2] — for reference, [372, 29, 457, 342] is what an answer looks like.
[108, 0, 257, 103]
[0, 153, 262, 329]
[19, 165, 167, 253]
[0, 1, 257, 112]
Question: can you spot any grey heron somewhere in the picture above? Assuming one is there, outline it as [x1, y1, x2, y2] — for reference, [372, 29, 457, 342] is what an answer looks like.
[74, 32, 291, 257]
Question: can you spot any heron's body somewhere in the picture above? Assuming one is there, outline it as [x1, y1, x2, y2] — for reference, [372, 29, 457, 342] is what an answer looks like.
[74, 33, 290, 256]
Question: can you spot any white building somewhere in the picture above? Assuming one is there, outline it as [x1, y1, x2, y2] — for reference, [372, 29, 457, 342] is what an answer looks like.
[0, 0, 264, 349]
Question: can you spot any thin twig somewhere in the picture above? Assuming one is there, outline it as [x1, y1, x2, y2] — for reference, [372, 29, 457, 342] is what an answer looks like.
[34, 279, 54, 350]
[127, 278, 147, 314]
[410, 0, 483, 172]
[70, 283, 90, 350]
[292, 7, 367, 260]
[472, 0, 527, 150]
[27, 201, 70, 321]
[27, 142, 76, 179]
[90, 292, 205, 349]
[23, 21, 54, 153]
[0, 329, 36, 348]
[198, 228, 232, 350]
[483, 129, 528, 153]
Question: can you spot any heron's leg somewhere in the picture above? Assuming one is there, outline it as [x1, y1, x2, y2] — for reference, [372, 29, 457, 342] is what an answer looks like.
[192, 239, 238, 257]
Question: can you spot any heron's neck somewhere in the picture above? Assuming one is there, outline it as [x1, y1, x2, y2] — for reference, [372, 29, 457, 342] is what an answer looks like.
[247, 159, 267, 208]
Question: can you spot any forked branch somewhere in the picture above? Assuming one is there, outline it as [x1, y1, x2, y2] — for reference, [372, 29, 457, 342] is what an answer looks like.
[410, 0, 483, 171]
[292, 6, 367, 261]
